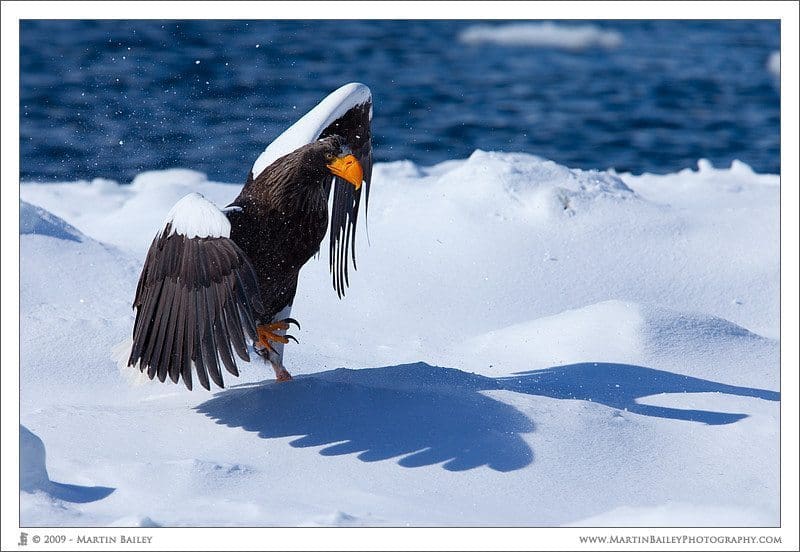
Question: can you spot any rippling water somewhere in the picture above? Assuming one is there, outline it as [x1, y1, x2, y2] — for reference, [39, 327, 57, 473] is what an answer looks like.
[20, 20, 779, 183]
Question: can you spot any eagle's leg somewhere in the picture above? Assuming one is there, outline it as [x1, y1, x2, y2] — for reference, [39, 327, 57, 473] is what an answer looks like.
[255, 318, 300, 383]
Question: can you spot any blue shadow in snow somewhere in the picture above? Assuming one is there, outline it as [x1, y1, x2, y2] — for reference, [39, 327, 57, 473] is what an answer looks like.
[19, 201, 83, 242]
[498, 363, 780, 426]
[20, 425, 115, 504]
[196, 362, 779, 472]
[197, 364, 533, 472]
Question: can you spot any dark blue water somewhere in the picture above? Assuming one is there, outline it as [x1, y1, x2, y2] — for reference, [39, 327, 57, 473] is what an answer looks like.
[20, 20, 780, 183]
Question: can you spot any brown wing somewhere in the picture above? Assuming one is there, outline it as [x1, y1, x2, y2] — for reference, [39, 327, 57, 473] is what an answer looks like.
[320, 98, 373, 298]
[128, 223, 264, 390]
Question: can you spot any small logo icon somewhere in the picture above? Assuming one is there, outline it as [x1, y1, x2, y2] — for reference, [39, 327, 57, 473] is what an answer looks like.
[18, 532, 28, 546]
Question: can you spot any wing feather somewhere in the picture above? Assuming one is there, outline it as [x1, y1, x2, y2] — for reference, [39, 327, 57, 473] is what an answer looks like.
[192, 305, 210, 391]
[156, 279, 180, 383]
[171, 287, 187, 385]
[127, 194, 264, 390]
[200, 287, 223, 389]
[143, 281, 171, 380]
[224, 289, 248, 366]
[214, 302, 238, 378]
[180, 284, 195, 390]
[234, 270, 258, 337]
[320, 98, 372, 297]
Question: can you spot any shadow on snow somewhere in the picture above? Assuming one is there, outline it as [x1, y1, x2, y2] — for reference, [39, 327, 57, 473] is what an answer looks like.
[19, 425, 115, 503]
[500, 363, 779, 426]
[196, 362, 779, 473]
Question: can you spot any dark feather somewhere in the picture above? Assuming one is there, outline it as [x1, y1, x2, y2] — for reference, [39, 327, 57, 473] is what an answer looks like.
[171, 288, 186, 385]
[190, 287, 209, 390]
[319, 98, 372, 297]
[157, 280, 181, 383]
[200, 287, 223, 388]
[128, 223, 264, 390]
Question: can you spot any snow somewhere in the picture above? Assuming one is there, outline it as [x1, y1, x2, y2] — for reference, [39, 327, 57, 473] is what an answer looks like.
[566, 502, 777, 527]
[459, 22, 622, 50]
[250, 82, 371, 179]
[19, 151, 779, 527]
[768, 50, 780, 77]
[162, 192, 231, 239]
[19, 425, 114, 515]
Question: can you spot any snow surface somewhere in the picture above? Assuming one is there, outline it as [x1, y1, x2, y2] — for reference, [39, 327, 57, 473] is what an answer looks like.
[250, 82, 371, 179]
[19, 151, 779, 527]
[459, 22, 622, 50]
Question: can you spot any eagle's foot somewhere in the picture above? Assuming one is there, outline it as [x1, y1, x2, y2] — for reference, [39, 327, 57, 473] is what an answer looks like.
[274, 366, 294, 382]
[255, 318, 300, 353]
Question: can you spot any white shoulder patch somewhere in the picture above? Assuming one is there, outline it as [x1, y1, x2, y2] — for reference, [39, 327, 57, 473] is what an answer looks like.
[162, 192, 231, 239]
[251, 82, 371, 180]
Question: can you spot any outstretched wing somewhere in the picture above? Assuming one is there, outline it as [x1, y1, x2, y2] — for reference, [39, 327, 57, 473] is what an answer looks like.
[249, 82, 373, 297]
[128, 193, 264, 390]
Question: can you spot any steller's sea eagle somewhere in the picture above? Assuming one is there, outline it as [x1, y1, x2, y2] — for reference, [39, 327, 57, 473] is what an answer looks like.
[125, 83, 372, 390]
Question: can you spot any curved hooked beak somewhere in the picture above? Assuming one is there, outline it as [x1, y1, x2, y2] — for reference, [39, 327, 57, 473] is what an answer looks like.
[326, 154, 363, 190]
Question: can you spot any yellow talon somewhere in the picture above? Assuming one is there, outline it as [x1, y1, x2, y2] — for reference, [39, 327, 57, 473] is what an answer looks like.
[256, 320, 297, 351]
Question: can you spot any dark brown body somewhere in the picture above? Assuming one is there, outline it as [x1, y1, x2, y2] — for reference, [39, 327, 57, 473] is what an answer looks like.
[127, 91, 372, 391]
[227, 144, 331, 322]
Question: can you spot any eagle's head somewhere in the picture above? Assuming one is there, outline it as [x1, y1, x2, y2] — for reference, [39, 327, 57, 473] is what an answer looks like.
[315, 135, 364, 190]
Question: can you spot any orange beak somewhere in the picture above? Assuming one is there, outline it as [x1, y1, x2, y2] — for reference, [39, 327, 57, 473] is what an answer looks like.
[326, 154, 363, 190]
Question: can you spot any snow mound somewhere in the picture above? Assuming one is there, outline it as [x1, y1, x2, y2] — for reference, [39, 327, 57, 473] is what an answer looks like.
[130, 168, 208, 190]
[108, 516, 161, 528]
[459, 22, 622, 50]
[20, 204, 141, 402]
[642, 304, 763, 348]
[20, 200, 83, 242]
[301, 510, 366, 527]
[19, 425, 49, 492]
[20, 425, 114, 504]
[20, 171, 238, 256]
[432, 150, 636, 219]
[626, 158, 778, 199]
[459, 300, 777, 388]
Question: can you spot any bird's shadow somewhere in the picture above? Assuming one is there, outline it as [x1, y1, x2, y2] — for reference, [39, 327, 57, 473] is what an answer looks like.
[198, 365, 533, 472]
[498, 363, 780, 426]
[196, 362, 779, 473]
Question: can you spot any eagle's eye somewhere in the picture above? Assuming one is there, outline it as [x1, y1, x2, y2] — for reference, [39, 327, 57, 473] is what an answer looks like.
[324, 152, 335, 161]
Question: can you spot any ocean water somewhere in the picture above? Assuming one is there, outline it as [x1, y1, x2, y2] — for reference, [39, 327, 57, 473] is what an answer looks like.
[20, 20, 780, 183]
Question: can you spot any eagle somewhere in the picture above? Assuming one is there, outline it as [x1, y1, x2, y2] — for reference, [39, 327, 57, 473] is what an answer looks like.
[124, 83, 373, 390]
